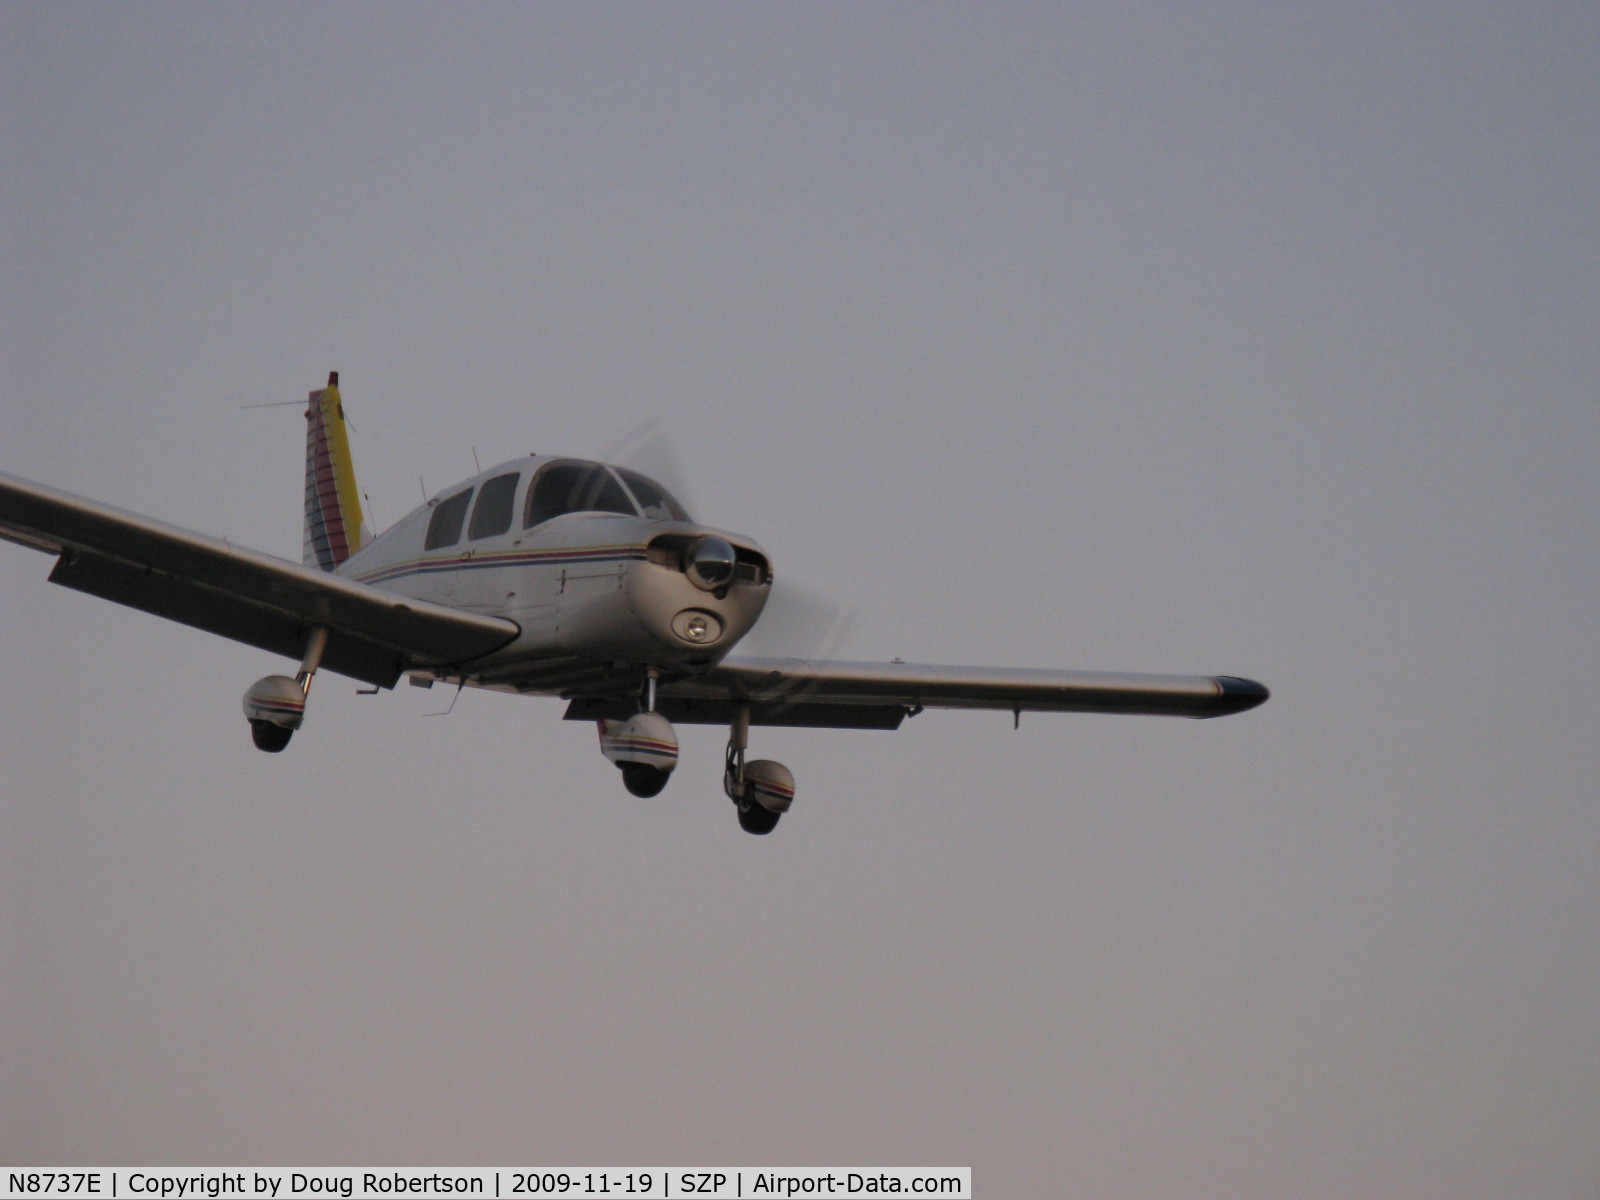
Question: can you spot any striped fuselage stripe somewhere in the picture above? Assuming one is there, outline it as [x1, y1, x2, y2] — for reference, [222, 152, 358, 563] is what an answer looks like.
[352, 544, 646, 587]
[251, 698, 305, 715]
[603, 736, 678, 755]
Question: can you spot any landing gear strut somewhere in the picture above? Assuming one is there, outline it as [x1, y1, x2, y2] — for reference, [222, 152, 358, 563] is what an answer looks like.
[724, 703, 795, 835]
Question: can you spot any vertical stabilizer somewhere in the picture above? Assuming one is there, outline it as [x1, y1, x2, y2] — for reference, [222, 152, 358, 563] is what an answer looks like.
[303, 371, 370, 570]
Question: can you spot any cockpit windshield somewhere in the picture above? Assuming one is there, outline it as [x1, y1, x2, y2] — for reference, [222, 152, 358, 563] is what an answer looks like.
[615, 467, 690, 522]
[524, 460, 691, 528]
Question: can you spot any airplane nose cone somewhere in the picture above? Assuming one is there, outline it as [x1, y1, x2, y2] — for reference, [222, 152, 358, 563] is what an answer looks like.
[1205, 676, 1271, 717]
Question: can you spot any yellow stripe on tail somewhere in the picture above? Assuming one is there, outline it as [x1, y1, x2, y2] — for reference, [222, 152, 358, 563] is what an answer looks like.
[302, 371, 370, 570]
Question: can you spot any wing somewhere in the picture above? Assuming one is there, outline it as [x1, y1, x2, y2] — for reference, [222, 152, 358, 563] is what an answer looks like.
[0, 472, 518, 688]
[565, 654, 1268, 728]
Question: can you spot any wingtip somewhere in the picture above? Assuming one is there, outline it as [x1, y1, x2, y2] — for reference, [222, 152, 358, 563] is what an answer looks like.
[1207, 675, 1270, 717]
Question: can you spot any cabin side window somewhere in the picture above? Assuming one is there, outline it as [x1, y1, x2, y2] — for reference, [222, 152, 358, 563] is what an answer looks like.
[424, 487, 474, 550]
[524, 461, 638, 528]
[468, 472, 520, 540]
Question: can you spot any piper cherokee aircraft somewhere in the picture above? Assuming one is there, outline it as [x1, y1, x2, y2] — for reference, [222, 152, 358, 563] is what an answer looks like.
[0, 373, 1268, 834]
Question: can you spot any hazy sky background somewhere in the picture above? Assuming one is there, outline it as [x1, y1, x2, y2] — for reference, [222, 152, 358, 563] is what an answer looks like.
[3, 4, 1598, 1196]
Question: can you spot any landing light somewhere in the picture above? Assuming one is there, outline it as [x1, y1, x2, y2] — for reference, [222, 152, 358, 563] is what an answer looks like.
[672, 609, 723, 644]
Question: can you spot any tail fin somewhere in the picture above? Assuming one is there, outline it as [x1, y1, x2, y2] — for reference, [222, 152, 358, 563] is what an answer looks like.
[303, 371, 371, 570]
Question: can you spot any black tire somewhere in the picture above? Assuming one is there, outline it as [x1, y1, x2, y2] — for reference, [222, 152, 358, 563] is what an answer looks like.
[620, 762, 670, 798]
[737, 802, 781, 835]
[250, 720, 294, 752]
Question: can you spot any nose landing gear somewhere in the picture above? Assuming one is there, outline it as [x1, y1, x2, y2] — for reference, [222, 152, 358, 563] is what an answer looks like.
[598, 711, 680, 796]
[597, 667, 680, 797]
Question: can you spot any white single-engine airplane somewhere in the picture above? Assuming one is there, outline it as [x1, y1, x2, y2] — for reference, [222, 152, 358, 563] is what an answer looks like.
[0, 374, 1267, 833]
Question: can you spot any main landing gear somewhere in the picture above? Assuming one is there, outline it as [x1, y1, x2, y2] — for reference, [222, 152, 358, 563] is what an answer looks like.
[596, 672, 796, 834]
[722, 703, 795, 836]
[242, 627, 327, 752]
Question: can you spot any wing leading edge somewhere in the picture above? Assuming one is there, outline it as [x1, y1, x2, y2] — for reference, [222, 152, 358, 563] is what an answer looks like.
[707, 655, 1267, 716]
[0, 472, 518, 688]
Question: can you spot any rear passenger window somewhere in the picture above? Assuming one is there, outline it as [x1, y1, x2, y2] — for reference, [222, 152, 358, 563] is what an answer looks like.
[468, 472, 519, 540]
[424, 488, 473, 550]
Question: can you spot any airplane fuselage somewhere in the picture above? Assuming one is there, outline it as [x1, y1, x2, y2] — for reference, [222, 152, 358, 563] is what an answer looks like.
[334, 455, 771, 696]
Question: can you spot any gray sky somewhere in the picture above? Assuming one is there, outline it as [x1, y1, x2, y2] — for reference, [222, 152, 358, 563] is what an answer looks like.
[4, 4, 1598, 1196]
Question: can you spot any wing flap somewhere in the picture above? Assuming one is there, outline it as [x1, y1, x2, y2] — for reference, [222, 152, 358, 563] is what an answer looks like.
[679, 655, 1268, 722]
[564, 695, 909, 729]
[1, 472, 519, 687]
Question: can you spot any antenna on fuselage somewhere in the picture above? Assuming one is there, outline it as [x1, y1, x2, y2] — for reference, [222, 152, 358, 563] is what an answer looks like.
[424, 680, 466, 717]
